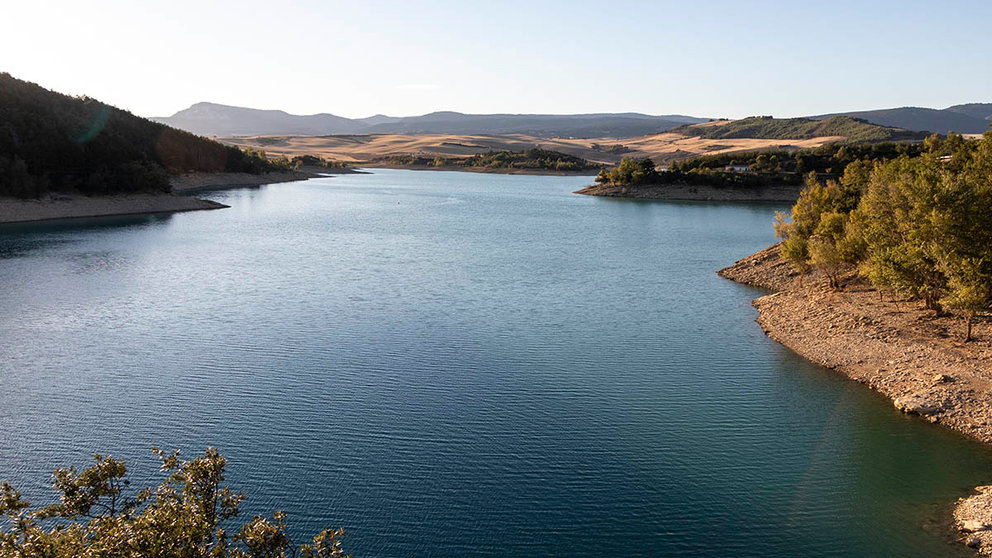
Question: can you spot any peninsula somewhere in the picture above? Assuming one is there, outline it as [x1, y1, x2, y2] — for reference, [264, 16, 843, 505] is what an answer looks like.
[718, 130, 992, 554]
[576, 120, 930, 202]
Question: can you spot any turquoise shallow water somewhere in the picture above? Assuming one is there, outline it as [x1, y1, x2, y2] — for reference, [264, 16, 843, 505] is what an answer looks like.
[1, 169, 991, 556]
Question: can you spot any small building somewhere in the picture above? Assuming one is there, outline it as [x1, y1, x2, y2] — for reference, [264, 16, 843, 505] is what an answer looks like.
[724, 164, 750, 172]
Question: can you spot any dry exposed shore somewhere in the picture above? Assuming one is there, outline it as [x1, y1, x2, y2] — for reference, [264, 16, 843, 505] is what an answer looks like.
[170, 170, 315, 193]
[719, 244, 992, 554]
[0, 194, 228, 225]
[0, 171, 315, 225]
[575, 182, 803, 202]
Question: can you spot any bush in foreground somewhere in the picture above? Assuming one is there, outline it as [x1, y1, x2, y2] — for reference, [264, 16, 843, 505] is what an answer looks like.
[0, 448, 348, 557]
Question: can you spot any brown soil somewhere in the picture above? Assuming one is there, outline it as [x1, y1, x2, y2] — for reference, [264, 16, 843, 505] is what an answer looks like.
[0, 172, 317, 225]
[170, 171, 316, 193]
[0, 194, 227, 224]
[719, 244, 992, 554]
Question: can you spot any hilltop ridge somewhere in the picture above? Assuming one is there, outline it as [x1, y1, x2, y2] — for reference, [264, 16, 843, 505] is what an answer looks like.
[155, 101, 992, 139]
[152, 103, 708, 138]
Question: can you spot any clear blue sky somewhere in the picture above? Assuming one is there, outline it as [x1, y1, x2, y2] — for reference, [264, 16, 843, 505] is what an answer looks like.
[3, 0, 990, 118]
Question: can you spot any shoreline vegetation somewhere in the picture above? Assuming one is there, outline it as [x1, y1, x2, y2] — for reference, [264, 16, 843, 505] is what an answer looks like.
[376, 148, 602, 174]
[721, 131, 992, 555]
[577, 141, 931, 202]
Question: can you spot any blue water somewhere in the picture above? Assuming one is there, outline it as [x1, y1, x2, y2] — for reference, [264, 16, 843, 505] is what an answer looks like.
[1, 169, 990, 556]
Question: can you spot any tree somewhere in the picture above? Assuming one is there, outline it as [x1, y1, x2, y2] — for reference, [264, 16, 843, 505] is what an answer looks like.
[940, 256, 990, 341]
[857, 155, 948, 310]
[774, 211, 810, 281]
[0, 448, 349, 558]
[808, 211, 848, 290]
[595, 157, 660, 186]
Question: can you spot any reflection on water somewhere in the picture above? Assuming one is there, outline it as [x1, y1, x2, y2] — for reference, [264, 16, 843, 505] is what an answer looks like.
[0, 170, 988, 557]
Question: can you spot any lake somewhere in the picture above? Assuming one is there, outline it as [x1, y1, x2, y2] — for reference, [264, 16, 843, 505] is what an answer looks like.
[1, 169, 990, 556]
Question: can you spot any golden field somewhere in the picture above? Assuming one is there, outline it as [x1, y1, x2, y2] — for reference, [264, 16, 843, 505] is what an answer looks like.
[218, 128, 847, 166]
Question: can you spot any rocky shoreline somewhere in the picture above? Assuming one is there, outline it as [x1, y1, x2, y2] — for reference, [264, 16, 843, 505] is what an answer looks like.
[575, 182, 803, 202]
[719, 244, 992, 555]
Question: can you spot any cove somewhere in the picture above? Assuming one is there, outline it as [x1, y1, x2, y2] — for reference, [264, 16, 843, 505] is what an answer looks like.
[1, 169, 990, 557]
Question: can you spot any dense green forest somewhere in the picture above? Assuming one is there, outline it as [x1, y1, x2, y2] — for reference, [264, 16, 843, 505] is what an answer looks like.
[0, 73, 288, 198]
[595, 142, 929, 189]
[0, 448, 349, 557]
[389, 148, 601, 172]
[671, 116, 928, 142]
[774, 132, 992, 340]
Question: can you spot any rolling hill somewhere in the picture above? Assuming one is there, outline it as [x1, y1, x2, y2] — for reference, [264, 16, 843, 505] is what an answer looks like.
[219, 130, 849, 168]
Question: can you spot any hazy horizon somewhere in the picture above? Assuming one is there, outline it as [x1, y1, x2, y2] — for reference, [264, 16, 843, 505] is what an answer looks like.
[4, 0, 991, 120]
[154, 100, 983, 121]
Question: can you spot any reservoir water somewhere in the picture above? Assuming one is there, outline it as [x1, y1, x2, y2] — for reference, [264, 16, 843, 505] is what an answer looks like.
[1, 169, 990, 556]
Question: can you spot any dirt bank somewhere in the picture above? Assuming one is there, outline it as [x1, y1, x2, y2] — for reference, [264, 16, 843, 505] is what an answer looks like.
[0, 194, 227, 225]
[575, 182, 802, 202]
[719, 244, 992, 554]
[169, 170, 317, 193]
[0, 171, 320, 225]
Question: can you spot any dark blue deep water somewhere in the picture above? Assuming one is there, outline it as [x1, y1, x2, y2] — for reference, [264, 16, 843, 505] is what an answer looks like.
[1, 170, 991, 556]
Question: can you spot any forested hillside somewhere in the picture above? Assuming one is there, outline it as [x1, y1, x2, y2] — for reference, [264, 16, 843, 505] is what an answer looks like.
[673, 116, 927, 142]
[0, 73, 284, 198]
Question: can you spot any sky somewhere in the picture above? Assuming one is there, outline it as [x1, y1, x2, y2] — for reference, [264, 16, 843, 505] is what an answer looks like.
[3, 0, 991, 119]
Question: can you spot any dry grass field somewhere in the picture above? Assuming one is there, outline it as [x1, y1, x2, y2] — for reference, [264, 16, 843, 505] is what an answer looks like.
[219, 125, 847, 167]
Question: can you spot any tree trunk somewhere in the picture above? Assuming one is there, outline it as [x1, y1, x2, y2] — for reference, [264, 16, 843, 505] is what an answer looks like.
[965, 313, 973, 343]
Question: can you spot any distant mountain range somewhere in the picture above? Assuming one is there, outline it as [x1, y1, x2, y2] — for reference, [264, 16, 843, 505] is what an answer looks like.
[151, 103, 708, 138]
[153, 102, 992, 139]
[811, 104, 992, 135]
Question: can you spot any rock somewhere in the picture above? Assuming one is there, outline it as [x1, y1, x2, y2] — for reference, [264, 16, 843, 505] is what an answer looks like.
[962, 520, 990, 533]
[967, 536, 983, 548]
[893, 393, 942, 415]
[932, 373, 954, 384]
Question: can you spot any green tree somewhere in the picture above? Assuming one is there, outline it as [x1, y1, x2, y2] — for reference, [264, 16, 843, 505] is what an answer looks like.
[0, 448, 349, 558]
[595, 157, 659, 186]
[940, 256, 990, 341]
